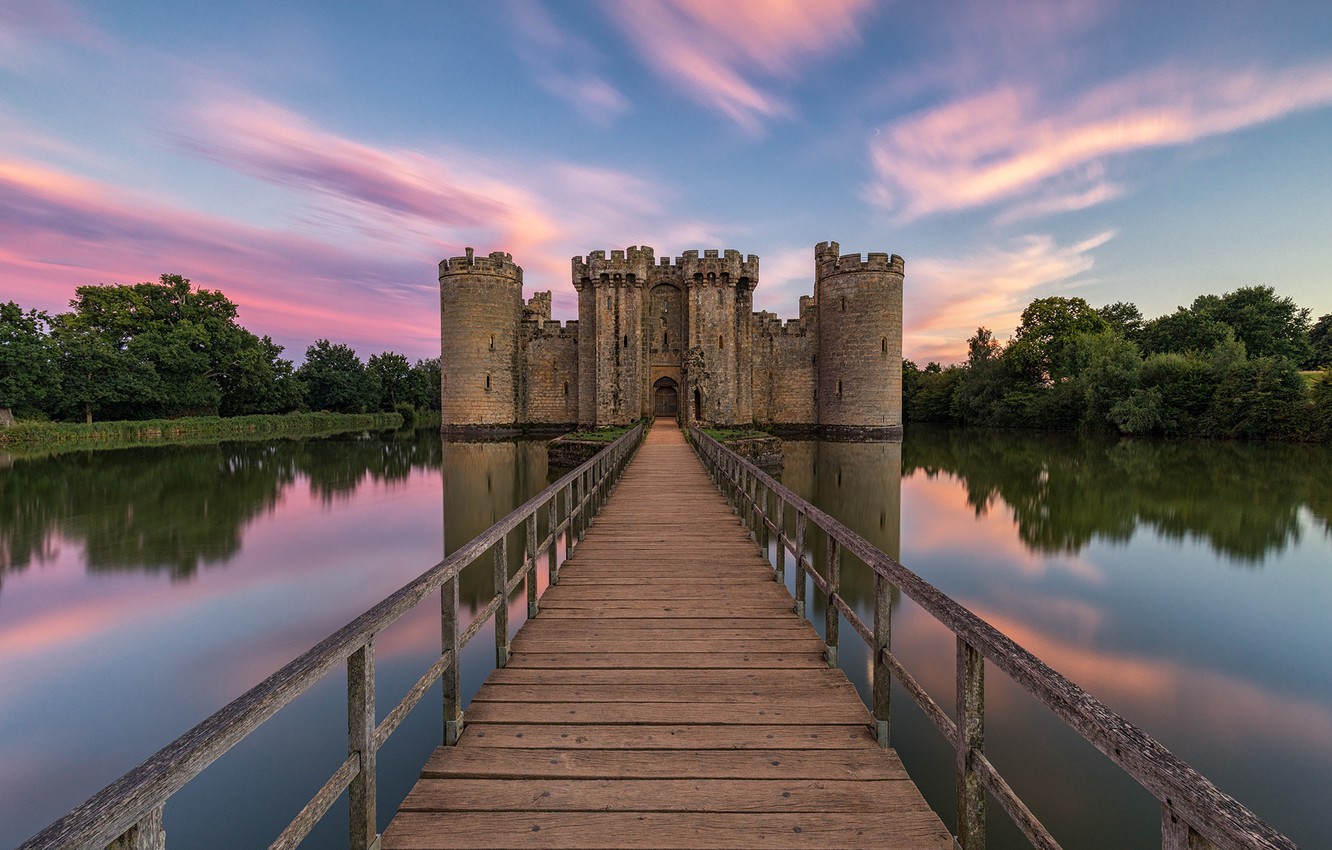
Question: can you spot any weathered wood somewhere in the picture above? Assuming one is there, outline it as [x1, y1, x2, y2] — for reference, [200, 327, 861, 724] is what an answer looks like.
[383, 811, 953, 849]
[105, 808, 163, 850]
[465, 701, 870, 726]
[825, 537, 841, 668]
[873, 573, 891, 748]
[348, 643, 378, 850]
[269, 755, 358, 850]
[973, 752, 1062, 850]
[459, 723, 878, 750]
[525, 514, 539, 619]
[955, 639, 985, 849]
[376, 651, 451, 751]
[441, 570, 463, 747]
[494, 535, 510, 667]
[691, 426, 1298, 850]
[420, 747, 909, 780]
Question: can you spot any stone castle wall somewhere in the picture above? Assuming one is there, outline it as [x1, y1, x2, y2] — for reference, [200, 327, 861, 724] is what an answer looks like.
[441, 241, 902, 436]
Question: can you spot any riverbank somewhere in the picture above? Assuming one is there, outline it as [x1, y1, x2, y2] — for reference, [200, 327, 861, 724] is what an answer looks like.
[0, 411, 411, 454]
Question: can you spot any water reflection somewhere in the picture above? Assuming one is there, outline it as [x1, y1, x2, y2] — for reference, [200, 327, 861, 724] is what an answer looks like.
[902, 425, 1332, 563]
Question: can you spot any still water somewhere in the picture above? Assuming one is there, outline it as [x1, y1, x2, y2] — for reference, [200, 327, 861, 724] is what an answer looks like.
[0, 426, 1327, 848]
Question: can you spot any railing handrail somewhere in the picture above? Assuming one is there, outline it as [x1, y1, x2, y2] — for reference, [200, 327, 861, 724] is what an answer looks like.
[20, 423, 644, 850]
[689, 425, 1296, 850]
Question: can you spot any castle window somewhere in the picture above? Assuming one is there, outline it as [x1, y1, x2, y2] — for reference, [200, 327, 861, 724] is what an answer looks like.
[812, 355, 817, 366]
[837, 379, 843, 398]
[840, 296, 846, 312]
[718, 290, 723, 306]
[623, 334, 629, 350]
[563, 381, 569, 398]
[882, 337, 888, 355]
[485, 374, 491, 391]
[718, 334, 724, 349]
[489, 334, 494, 351]
[664, 331, 669, 348]
[607, 295, 612, 309]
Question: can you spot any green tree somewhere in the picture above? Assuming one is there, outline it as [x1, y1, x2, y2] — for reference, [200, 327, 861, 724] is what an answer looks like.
[1007, 297, 1108, 384]
[219, 336, 306, 416]
[48, 319, 160, 423]
[1195, 285, 1311, 363]
[1206, 356, 1306, 439]
[405, 357, 442, 411]
[1061, 330, 1142, 429]
[367, 351, 412, 411]
[1096, 302, 1144, 340]
[296, 340, 379, 413]
[1306, 313, 1332, 369]
[1138, 308, 1235, 356]
[0, 302, 60, 418]
[913, 365, 963, 422]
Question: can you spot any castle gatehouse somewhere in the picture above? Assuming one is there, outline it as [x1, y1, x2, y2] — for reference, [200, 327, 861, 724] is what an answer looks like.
[439, 242, 904, 438]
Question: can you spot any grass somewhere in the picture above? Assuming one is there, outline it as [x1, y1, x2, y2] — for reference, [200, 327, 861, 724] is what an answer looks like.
[702, 427, 773, 441]
[0, 411, 405, 452]
[561, 424, 634, 442]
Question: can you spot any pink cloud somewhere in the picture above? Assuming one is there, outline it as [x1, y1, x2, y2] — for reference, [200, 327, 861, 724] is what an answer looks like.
[505, 0, 631, 125]
[904, 231, 1113, 364]
[606, 0, 875, 132]
[870, 61, 1332, 220]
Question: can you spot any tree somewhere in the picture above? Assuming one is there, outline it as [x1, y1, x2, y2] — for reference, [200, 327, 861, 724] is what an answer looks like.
[965, 327, 1001, 366]
[367, 351, 412, 411]
[1096, 302, 1144, 340]
[1206, 356, 1306, 440]
[1138, 308, 1236, 356]
[219, 335, 306, 416]
[1006, 297, 1108, 384]
[296, 340, 379, 413]
[0, 302, 60, 418]
[1306, 313, 1332, 370]
[49, 318, 160, 423]
[1194, 286, 1311, 363]
[1061, 330, 1142, 429]
[405, 357, 442, 411]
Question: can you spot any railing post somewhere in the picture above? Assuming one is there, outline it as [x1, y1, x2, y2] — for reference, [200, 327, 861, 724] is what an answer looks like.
[106, 806, 165, 850]
[1162, 805, 1219, 850]
[348, 642, 377, 850]
[526, 514, 539, 619]
[794, 511, 808, 619]
[441, 570, 463, 746]
[757, 483, 769, 556]
[774, 497, 786, 584]
[825, 536, 840, 668]
[548, 496, 560, 585]
[494, 535, 510, 667]
[956, 638, 986, 850]
[873, 572, 891, 747]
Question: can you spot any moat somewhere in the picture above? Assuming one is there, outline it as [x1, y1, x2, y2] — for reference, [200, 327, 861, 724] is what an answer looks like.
[1, 425, 1328, 848]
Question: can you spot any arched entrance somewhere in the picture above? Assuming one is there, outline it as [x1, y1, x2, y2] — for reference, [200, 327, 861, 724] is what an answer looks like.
[693, 387, 702, 422]
[653, 377, 679, 417]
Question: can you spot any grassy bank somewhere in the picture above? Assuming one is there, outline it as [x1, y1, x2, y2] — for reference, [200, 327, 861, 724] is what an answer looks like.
[0, 411, 405, 452]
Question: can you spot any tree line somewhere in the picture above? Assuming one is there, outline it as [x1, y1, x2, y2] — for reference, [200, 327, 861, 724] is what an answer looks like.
[903, 285, 1332, 441]
[0, 275, 441, 423]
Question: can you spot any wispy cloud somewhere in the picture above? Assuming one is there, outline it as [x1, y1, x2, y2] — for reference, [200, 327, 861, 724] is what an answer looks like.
[905, 231, 1114, 363]
[505, 0, 630, 125]
[870, 61, 1332, 221]
[0, 0, 104, 70]
[605, 0, 874, 132]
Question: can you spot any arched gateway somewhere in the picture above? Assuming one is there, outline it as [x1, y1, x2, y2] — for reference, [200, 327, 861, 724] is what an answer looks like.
[653, 377, 679, 417]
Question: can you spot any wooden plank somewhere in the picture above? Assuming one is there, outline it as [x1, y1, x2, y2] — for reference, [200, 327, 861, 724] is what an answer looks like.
[460, 724, 878, 750]
[420, 747, 909, 780]
[398, 778, 929, 813]
[464, 701, 871, 725]
[470, 683, 861, 703]
[383, 811, 955, 849]
[506, 638, 824, 654]
[483, 667, 853, 686]
[503, 653, 827, 669]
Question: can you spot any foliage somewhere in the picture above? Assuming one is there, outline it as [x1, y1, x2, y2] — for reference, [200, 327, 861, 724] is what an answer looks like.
[1206, 356, 1307, 440]
[1138, 308, 1235, 356]
[1061, 330, 1141, 429]
[368, 351, 412, 410]
[1307, 313, 1332, 369]
[0, 411, 403, 451]
[296, 340, 380, 413]
[0, 302, 60, 415]
[1096, 302, 1144, 340]
[404, 357, 443, 411]
[1006, 296, 1108, 384]
[1194, 285, 1311, 363]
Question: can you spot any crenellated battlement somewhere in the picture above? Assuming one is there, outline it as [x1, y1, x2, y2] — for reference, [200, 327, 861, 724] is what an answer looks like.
[440, 247, 524, 281]
[753, 312, 812, 337]
[523, 317, 579, 338]
[571, 245, 655, 286]
[814, 241, 904, 281]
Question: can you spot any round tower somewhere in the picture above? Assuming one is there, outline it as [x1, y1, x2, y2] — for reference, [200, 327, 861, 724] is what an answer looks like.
[572, 246, 652, 427]
[814, 241, 904, 437]
[439, 248, 524, 429]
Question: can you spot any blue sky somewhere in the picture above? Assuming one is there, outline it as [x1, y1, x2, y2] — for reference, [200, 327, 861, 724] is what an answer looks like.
[3, 0, 1331, 363]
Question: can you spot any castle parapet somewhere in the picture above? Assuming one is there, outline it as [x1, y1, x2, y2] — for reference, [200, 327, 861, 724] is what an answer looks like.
[572, 245, 655, 286]
[815, 241, 904, 280]
[440, 247, 524, 281]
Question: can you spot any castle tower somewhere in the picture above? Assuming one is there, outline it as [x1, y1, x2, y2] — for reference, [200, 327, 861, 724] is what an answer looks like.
[679, 249, 759, 427]
[572, 246, 653, 426]
[814, 241, 904, 437]
[439, 248, 523, 428]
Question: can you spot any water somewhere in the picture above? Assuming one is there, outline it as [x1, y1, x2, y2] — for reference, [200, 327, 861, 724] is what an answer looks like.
[1, 425, 1327, 848]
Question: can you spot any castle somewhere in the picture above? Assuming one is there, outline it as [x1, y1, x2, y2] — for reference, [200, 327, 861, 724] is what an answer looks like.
[439, 241, 904, 438]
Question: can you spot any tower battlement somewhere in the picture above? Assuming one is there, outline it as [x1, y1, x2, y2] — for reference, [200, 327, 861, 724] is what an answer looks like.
[572, 245, 655, 285]
[660, 248, 759, 282]
[440, 247, 524, 281]
[815, 241, 904, 281]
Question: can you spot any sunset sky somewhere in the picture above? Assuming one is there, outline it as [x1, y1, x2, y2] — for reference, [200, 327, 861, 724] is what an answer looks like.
[3, 1, 1331, 364]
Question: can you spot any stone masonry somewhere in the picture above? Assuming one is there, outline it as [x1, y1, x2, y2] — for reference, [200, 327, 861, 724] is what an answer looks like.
[439, 241, 904, 438]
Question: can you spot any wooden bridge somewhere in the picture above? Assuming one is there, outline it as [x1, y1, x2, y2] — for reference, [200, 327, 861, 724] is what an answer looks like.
[21, 421, 1297, 850]
[381, 423, 950, 848]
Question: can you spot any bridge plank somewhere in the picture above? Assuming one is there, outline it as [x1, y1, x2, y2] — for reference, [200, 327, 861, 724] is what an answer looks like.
[382, 422, 952, 850]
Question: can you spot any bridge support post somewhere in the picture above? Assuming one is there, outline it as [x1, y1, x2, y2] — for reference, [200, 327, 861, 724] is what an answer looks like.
[495, 536, 510, 667]
[794, 511, 808, 619]
[107, 806, 165, 850]
[1162, 805, 1218, 850]
[442, 572, 463, 746]
[348, 642, 377, 850]
[549, 497, 561, 585]
[956, 638, 986, 849]
[873, 573, 892, 747]
[774, 498, 786, 584]
[825, 537, 840, 668]
[526, 515, 539, 619]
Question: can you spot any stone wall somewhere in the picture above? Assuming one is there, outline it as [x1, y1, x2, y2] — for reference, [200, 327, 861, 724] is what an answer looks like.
[752, 316, 817, 426]
[439, 249, 522, 427]
[521, 321, 578, 425]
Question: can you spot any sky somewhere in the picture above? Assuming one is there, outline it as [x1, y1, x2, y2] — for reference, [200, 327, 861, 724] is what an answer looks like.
[2, 0, 1331, 365]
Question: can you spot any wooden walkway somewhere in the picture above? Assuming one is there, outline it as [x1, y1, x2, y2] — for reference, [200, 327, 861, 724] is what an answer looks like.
[382, 422, 952, 849]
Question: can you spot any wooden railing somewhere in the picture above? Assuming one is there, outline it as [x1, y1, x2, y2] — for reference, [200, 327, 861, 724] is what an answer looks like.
[689, 426, 1297, 850]
[19, 424, 644, 850]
